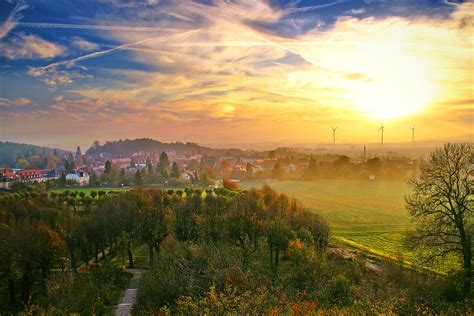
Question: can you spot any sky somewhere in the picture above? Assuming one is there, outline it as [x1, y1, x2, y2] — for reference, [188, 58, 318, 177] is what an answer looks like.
[0, 0, 472, 150]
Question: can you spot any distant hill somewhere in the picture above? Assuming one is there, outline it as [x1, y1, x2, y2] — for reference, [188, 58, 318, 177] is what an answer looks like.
[85, 138, 216, 158]
[0, 141, 67, 168]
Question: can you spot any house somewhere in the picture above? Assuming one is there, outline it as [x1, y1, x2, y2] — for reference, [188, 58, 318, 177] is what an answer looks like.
[0, 168, 15, 182]
[16, 169, 44, 183]
[66, 170, 90, 186]
[42, 169, 61, 181]
[0, 168, 15, 189]
[181, 170, 198, 182]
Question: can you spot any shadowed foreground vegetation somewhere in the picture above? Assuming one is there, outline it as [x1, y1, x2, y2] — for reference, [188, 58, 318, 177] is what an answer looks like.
[0, 183, 471, 314]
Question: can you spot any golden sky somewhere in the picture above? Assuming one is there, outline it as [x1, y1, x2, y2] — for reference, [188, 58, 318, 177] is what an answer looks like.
[0, 0, 472, 149]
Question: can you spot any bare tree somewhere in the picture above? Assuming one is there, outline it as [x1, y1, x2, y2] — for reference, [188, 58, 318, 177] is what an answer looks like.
[406, 143, 473, 294]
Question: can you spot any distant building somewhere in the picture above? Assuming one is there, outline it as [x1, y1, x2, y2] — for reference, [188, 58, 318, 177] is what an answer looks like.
[0, 168, 15, 182]
[0, 168, 15, 189]
[181, 170, 198, 182]
[42, 169, 61, 181]
[66, 170, 90, 186]
[16, 169, 44, 183]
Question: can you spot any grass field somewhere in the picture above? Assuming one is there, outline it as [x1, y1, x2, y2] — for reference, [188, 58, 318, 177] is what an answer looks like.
[53, 186, 129, 194]
[240, 179, 419, 263]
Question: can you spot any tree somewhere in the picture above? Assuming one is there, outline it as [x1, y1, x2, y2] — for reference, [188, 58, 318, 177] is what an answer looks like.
[137, 190, 170, 264]
[304, 158, 318, 180]
[272, 163, 284, 179]
[104, 160, 112, 174]
[266, 221, 295, 275]
[367, 157, 381, 173]
[187, 159, 199, 171]
[134, 170, 143, 186]
[171, 162, 180, 178]
[223, 179, 239, 190]
[146, 157, 153, 175]
[246, 163, 253, 179]
[227, 194, 261, 270]
[158, 152, 170, 178]
[405, 143, 472, 295]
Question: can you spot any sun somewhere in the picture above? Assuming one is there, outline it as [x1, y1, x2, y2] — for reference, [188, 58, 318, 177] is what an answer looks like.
[345, 47, 437, 120]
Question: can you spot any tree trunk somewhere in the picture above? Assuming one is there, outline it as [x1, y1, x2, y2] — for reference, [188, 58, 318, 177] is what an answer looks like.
[8, 278, 16, 308]
[269, 246, 273, 271]
[462, 242, 472, 295]
[127, 241, 134, 268]
[101, 243, 106, 259]
[458, 220, 472, 295]
[148, 243, 154, 265]
[94, 242, 99, 263]
[82, 248, 89, 266]
[41, 269, 48, 295]
[70, 249, 77, 272]
[274, 249, 280, 275]
[21, 270, 30, 303]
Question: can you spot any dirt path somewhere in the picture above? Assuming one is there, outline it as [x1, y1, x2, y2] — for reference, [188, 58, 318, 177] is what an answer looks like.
[115, 269, 146, 316]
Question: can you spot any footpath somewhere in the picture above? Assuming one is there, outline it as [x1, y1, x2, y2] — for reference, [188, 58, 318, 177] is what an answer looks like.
[115, 269, 145, 316]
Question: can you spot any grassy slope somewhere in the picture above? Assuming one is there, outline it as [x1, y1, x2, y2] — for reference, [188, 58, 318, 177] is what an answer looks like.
[240, 180, 416, 262]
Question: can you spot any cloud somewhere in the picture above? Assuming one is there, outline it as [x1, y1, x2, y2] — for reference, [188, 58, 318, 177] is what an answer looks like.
[71, 37, 100, 51]
[0, 0, 28, 39]
[0, 97, 31, 107]
[0, 33, 66, 59]
[347, 8, 366, 15]
[5, 0, 474, 146]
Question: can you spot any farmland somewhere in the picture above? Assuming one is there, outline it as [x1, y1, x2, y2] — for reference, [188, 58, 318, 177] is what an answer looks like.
[240, 180, 418, 263]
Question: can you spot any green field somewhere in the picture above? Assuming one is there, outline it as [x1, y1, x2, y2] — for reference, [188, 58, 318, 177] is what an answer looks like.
[53, 186, 129, 194]
[240, 180, 416, 262]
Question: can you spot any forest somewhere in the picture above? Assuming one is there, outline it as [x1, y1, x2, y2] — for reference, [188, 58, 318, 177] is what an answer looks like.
[0, 182, 471, 314]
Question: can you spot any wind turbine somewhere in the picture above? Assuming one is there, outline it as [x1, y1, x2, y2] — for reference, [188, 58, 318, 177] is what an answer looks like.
[331, 126, 338, 145]
[378, 123, 384, 147]
[411, 125, 416, 143]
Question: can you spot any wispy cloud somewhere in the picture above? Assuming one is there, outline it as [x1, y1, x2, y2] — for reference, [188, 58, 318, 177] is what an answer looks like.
[71, 37, 100, 51]
[0, 97, 31, 107]
[0, 0, 28, 39]
[0, 33, 66, 59]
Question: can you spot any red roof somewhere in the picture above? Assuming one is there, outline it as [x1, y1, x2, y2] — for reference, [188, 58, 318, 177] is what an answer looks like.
[0, 168, 15, 178]
[16, 169, 42, 177]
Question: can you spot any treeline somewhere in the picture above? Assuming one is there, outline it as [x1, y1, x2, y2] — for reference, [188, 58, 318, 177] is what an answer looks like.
[85, 138, 212, 157]
[0, 141, 66, 169]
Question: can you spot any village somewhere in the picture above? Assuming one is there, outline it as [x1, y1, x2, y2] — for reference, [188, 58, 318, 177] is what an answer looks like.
[0, 141, 420, 191]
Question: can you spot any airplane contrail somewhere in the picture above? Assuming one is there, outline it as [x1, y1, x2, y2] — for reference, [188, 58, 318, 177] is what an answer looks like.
[17, 22, 187, 33]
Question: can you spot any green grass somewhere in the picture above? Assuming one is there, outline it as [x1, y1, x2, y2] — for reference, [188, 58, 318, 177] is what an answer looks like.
[53, 186, 129, 194]
[240, 180, 416, 262]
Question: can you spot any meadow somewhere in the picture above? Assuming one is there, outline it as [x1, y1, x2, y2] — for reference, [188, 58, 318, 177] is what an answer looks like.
[240, 180, 420, 264]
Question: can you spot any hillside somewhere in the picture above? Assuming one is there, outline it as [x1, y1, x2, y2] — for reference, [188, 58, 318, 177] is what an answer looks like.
[0, 141, 67, 168]
[85, 138, 216, 157]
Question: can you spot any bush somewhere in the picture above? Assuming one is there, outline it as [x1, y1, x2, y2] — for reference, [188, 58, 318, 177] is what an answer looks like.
[328, 274, 353, 306]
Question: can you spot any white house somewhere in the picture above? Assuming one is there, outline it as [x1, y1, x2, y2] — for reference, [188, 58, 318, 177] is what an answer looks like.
[181, 170, 198, 183]
[66, 170, 90, 186]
